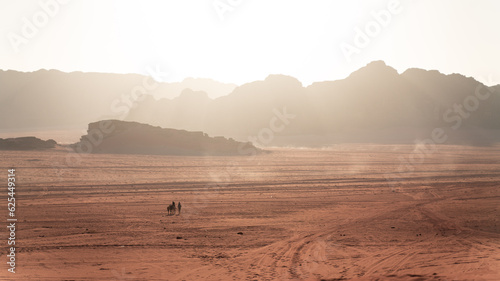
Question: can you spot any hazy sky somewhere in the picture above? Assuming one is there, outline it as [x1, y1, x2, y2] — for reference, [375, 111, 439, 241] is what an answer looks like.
[1, 0, 499, 86]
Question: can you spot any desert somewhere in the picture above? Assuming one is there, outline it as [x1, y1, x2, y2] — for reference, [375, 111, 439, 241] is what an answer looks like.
[1, 144, 498, 280]
[2, 2, 500, 280]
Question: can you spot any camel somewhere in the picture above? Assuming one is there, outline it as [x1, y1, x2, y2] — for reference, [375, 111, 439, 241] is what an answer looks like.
[167, 203, 176, 215]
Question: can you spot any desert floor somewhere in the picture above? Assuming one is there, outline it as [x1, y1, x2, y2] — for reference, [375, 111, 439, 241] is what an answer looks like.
[1, 144, 499, 280]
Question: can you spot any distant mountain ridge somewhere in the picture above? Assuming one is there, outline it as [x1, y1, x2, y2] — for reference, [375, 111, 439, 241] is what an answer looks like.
[0, 69, 235, 131]
[1, 62, 499, 146]
[127, 61, 500, 145]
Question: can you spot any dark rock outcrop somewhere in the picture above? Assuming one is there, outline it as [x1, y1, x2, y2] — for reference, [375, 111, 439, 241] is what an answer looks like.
[0, 137, 57, 150]
[71, 120, 261, 156]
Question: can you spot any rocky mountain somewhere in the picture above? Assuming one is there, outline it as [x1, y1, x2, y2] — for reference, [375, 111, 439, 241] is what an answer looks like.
[126, 61, 500, 145]
[2, 62, 499, 146]
[71, 120, 261, 156]
[0, 69, 235, 131]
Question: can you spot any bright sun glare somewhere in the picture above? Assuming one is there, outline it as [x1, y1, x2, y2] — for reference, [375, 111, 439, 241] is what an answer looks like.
[1, 0, 499, 86]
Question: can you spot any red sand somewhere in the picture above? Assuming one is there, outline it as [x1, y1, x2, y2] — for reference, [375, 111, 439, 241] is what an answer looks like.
[1, 144, 499, 280]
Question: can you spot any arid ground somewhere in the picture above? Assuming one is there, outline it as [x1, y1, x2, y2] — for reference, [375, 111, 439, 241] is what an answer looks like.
[1, 144, 499, 280]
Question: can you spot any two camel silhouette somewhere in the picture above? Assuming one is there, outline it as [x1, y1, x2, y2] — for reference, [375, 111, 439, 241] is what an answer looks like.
[167, 201, 181, 215]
